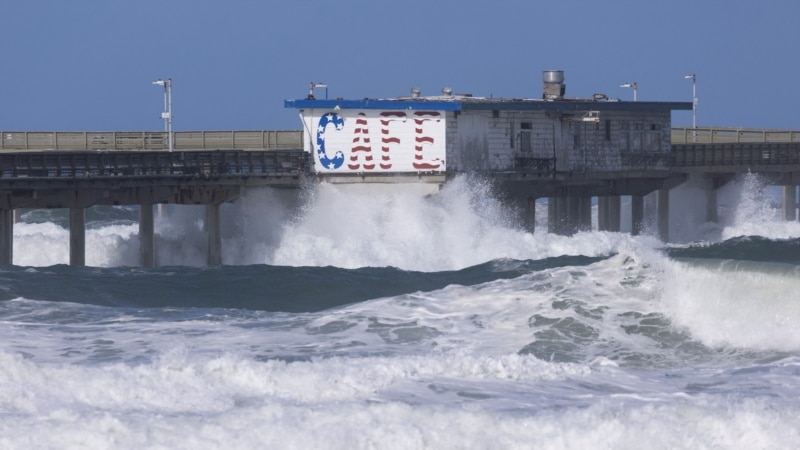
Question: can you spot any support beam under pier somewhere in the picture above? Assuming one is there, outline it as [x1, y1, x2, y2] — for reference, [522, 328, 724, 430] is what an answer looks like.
[598, 196, 621, 232]
[547, 197, 562, 234]
[69, 208, 86, 266]
[207, 203, 222, 266]
[548, 197, 590, 235]
[706, 187, 718, 223]
[0, 209, 13, 265]
[577, 197, 592, 232]
[608, 196, 621, 232]
[597, 197, 607, 231]
[139, 203, 155, 268]
[567, 197, 580, 234]
[783, 186, 797, 221]
[631, 195, 644, 236]
[515, 197, 536, 233]
[657, 189, 670, 243]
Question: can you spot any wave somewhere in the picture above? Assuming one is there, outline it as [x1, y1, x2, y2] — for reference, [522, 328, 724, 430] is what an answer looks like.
[667, 236, 800, 265]
[0, 255, 607, 313]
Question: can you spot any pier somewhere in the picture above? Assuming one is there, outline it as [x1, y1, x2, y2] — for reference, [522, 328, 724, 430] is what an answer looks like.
[1, 125, 798, 267]
[0, 130, 305, 266]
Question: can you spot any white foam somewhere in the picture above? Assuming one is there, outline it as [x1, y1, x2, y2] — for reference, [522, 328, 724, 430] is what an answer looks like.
[270, 178, 641, 271]
[0, 349, 798, 449]
[661, 258, 800, 352]
[14, 222, 140, 267]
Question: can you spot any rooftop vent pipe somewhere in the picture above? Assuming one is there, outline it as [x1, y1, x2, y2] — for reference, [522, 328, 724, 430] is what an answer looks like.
[542, 70, 565, 100]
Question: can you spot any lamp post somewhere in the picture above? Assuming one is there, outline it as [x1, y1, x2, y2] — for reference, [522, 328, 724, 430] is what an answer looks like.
[152, 78, 173, 152]
[308, 82, 328, 100]
[620, 82, 638, 101]
[684, 74, 697, 129]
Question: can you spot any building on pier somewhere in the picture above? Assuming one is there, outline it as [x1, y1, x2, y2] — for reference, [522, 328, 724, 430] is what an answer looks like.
[285, 71, 692, 236]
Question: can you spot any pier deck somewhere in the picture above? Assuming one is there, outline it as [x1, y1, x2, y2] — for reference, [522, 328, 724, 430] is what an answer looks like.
[0, 131, 307, 267]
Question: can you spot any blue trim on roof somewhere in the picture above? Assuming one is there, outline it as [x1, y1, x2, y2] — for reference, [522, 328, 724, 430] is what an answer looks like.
[459, 100, 693, 112]
[286, 98, 692, 112]
[284, 99, 462, 111]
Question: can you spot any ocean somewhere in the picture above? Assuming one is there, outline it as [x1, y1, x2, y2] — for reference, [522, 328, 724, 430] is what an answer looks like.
[1, 174, 799, 449]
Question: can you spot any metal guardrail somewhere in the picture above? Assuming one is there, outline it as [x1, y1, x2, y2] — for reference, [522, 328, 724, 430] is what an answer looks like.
[672, 143, 800, 168]
[671, 127, 800, 144]
[0, 150, 307, 179]
[0, 130, 303, 152]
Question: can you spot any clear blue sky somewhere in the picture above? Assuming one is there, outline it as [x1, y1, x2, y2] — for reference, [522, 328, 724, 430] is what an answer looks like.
[1, 0, 797, 131]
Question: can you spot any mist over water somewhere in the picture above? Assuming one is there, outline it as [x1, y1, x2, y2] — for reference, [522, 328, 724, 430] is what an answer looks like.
[269, 178, 629, 271]
[667, 173, 800, 243]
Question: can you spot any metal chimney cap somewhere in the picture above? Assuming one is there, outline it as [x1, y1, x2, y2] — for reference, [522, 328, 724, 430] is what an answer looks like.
[542, 70, 565, 84]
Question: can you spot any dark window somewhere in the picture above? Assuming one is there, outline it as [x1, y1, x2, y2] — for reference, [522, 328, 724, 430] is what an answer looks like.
[520, 122, 532, 152]
[650, 124, 661, 131]
[605, 120, 612, 141]
[492, 110, 500, 118]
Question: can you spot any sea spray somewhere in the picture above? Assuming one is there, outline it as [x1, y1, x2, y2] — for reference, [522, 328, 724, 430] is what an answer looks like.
[717, 173, 800, 240]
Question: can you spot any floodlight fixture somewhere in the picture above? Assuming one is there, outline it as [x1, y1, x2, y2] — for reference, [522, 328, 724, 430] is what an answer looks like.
[308, 82, 328, 100]
[620, 82, 638, 102]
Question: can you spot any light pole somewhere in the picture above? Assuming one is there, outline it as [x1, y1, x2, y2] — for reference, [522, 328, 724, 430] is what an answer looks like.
[620, 82, 638, 101]
[153, 78, 173, 152]
[684, 74, 697, 129]
[308, 82, 328, 100]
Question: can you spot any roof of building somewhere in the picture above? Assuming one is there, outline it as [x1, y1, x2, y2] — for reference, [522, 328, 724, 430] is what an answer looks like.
[284, 96, 692, 112]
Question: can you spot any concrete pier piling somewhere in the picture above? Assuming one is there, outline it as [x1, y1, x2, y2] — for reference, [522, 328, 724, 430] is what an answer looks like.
[0, 209, 12, 265]
[69, 208, 86, 267]
[598, 196, 621, 232]
[657, 190, 670, 243]
[139, 203, 155, 268]
[515, 197, 536, 233]
[206, 203, 222, 266]
[783, 186, 797, 221]
[631, 195, 644, 236]
[547, 196, 591, 235]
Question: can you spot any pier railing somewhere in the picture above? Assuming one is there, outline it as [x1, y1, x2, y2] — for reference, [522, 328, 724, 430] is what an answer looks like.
[671, 127, 800, 144]
[0, 130, 303, 152]
[672, 143, 800, 168]
[0, 150, 307, 179]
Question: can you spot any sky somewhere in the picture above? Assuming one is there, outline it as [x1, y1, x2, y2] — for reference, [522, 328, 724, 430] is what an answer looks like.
[1, 0, 798, 132]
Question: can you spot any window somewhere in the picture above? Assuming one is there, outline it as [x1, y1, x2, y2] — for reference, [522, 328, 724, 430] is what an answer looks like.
[605, 120, 611, 141]
[520, 122, 532, 152]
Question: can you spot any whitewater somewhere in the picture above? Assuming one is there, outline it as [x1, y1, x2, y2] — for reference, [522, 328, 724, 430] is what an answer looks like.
[1, 174, 799, 449]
